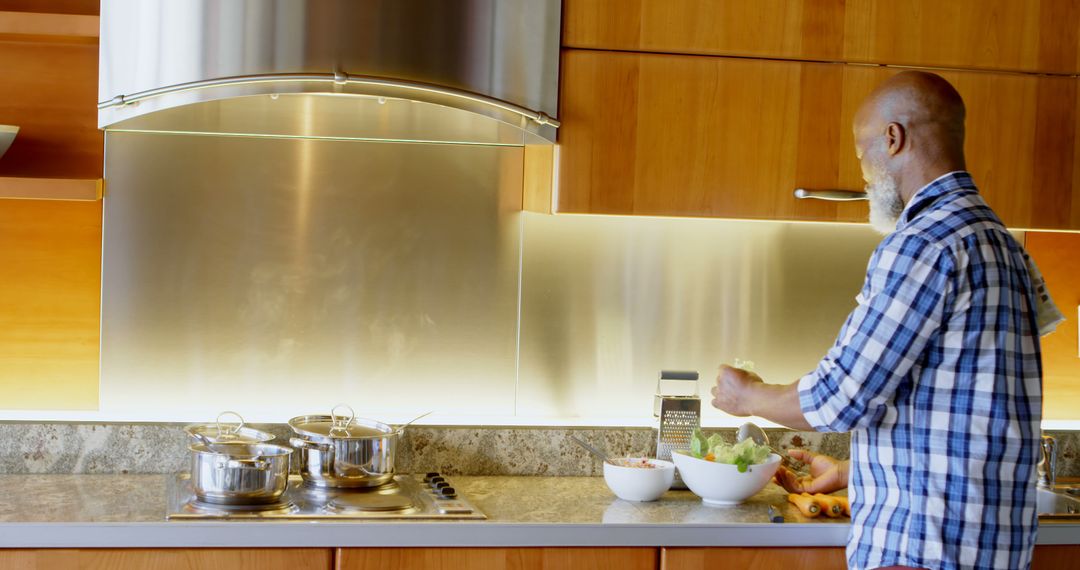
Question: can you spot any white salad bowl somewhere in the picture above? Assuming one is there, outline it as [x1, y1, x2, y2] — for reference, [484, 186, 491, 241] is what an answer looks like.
[602, 458, 676, 502]
[672, 450, 781, 506]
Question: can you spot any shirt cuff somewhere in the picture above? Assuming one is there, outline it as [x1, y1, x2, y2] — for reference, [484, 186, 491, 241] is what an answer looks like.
[797, 371, 834, 432]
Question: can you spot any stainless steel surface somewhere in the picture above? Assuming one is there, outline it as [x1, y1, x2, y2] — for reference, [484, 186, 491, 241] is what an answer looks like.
[569, 435, 612, 465]
[189, 443, 292, 505]
[0, 125, 16, 159]
[656, 398, 701, 490]
[99, 73, 559, 128]
[1037, 486, 1080, 519]
[103, 92, 535, 147]
[517, 214, 890, 423]
[1039, 434, 1058, 488]
[166, 473, 486, 520]
[793, 188, 869, 201]
[99, 0, 561, 142]
[653, 371, 699, 417]
[185, 411, 274, 445]
[288, 414, 399, 488]
[737, 423, 769, 446]
[100, 132, 523, 420]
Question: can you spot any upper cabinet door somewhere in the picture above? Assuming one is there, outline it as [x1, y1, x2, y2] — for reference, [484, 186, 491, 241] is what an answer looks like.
[557, 49, 865, 222]
[563, 0, 846, 62]
[564, 0, 1080, 74]
[558, 49, 1080, 229]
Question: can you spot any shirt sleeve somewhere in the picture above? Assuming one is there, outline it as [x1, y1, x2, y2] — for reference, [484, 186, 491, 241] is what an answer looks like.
[798, 234, 955, 433]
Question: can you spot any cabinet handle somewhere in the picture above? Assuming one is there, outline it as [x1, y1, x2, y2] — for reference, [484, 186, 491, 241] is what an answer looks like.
[793, 188, 868, 202]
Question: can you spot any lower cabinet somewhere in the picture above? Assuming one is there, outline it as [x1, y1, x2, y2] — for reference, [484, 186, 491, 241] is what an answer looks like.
[2, 545, 1078, 569]
[336, 548, 657, 570]
[0, 548, 332, 570]
[661, 547, 846, 569]
[662, 546, 1080, 569]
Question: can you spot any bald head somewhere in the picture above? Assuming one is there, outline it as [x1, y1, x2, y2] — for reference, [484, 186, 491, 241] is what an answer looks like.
[853, 71, 967, 205]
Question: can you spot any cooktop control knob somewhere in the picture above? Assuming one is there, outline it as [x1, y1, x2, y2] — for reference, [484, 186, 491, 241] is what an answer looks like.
[437, 486, 457, 499]
[429, 476, 446, 487]
[423, 472, 441, 482]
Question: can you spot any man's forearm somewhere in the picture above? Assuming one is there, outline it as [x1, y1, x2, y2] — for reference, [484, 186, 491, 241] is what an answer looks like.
[748, 382, 814, 430]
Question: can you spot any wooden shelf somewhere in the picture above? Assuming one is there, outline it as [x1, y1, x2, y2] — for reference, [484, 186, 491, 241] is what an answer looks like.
[0, 177, 102, 201]
[0, 11, 99, 44]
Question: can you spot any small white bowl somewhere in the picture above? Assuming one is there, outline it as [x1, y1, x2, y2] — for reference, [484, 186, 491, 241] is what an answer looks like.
[602, 458, 675, 502]
[672, 450, 781, 506]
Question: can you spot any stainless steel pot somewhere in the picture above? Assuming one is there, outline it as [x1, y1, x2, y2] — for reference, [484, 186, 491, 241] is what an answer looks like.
[184, 411, 274, 445]
[190, 442, 292, 505]
[288, 405, 400, 489]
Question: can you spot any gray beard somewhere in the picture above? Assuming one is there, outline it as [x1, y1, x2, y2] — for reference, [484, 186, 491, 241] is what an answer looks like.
[866, 176, 904, 235]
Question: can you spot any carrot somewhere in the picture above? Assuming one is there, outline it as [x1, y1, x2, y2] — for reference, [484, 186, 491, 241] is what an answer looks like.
[787, 493, 820, 518]
[836, 496, 850, 517]
[703, 453, 715, 462]
[814, 494, 844, 518]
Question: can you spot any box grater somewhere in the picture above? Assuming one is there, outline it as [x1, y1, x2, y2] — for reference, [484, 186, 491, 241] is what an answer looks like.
[654, 370, 700, 489]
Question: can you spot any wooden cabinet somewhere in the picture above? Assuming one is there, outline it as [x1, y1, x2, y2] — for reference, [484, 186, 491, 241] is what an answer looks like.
[0, 549, 333, 570]
[557, 49, 864, 223]
[557, 49, 1080, 229]
[0, 7, 103, 410]
[0, 12, 101, 180]
[661, 546, 1080, 569]
[336, 548, 657, 570]
[661, 547, 846, 569]
[564, 0, 1080, 74]
[564, 0, 845, 63]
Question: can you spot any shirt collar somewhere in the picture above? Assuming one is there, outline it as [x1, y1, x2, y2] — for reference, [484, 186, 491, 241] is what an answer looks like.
[896, 170, 975, 230]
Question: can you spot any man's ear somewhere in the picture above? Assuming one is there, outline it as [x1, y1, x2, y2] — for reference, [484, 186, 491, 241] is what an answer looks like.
[885, 122, 905, 156]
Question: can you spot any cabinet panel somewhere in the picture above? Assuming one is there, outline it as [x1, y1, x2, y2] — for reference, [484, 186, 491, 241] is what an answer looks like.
[842, 0, 1080, 75]
[0, 549, 332, 570]
[1026, 232, 1080, 420]
[560, 49, 1080, 229]
[557, 49, 864, 223]
[837, 66, 1078, 230]
[337, 548, 657, 570]
[564, 0, 844, 61]
[0, 36, 102, 179]
[564, 0, 1080, 74]
[661, 547, 846, 569]
[0, 198, 101, 409]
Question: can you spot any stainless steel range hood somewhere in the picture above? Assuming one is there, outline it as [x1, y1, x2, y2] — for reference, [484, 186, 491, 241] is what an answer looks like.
[98, 0, 561, 144]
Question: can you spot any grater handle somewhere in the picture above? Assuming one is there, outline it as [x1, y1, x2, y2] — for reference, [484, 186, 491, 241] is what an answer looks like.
[659, 370, 699, 381]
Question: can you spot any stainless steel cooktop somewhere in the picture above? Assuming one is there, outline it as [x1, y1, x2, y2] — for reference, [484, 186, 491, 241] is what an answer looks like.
[166, 472, 485, 520]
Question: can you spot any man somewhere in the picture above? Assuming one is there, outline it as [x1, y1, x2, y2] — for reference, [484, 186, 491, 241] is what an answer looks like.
[711, 71, 1043, 570]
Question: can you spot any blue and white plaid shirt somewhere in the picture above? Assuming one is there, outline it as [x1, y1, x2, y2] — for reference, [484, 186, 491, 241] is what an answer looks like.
[799, 171, 1042, 570]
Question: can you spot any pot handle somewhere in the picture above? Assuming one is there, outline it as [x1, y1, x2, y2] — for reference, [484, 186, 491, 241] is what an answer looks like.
[217, 458, 270, 471]
[215, 410, 245, 438]
[290, 437, 331, 451]
[330, 403, 356, 436]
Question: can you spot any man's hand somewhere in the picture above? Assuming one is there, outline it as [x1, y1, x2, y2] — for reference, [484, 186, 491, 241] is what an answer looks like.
[773, 450, 849, 494]
[710, 364, 765, 417]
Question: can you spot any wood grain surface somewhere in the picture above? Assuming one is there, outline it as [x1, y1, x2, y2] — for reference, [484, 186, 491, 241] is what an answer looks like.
[0, 198, 101, 409]
[0, 549, 333, 570]
[564, 0, 1080, 74]
[337, 548, 657, 570]
[559, 49, 1080, 229]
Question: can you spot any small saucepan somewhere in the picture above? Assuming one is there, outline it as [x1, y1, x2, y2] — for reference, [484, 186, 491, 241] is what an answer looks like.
[288, 405, 429, 489]
[189, 441, 293, 505]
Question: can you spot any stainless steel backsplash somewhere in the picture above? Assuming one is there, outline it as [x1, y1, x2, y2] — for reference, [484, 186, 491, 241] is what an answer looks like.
[99, 131, 892, 424]
[517, 214, 884, 423]
[101, 132, 523, 420]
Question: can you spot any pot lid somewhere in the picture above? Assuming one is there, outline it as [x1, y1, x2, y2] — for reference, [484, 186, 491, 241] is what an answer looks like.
[288, 404, 394, 440]
[190, 442, 292, 458]
[184, 411, 274, 444]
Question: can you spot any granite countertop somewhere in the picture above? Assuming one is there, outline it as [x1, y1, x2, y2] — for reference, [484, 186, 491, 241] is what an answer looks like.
[0, 475, 1077, 548]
